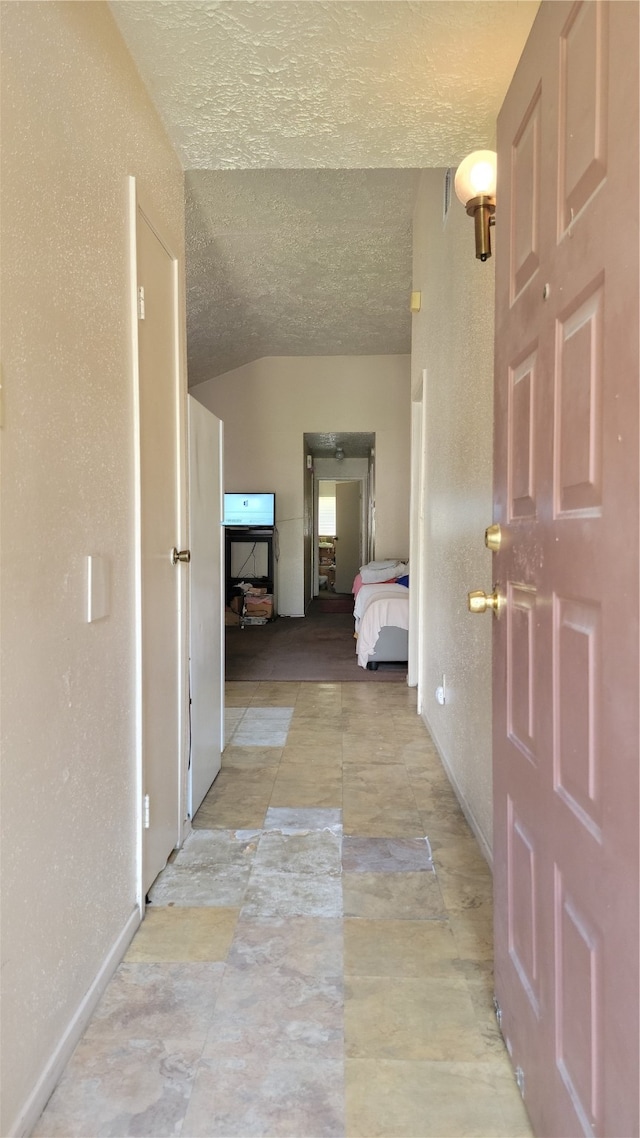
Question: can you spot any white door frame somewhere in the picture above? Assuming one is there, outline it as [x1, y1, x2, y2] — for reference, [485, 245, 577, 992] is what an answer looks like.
[127, 176, 189, 912]
[408, 372, 427, 694]
[187, 395, 224, 819]
[313, 476, 367, 596]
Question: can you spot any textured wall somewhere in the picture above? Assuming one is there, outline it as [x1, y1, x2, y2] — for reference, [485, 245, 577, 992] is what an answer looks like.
[192, 355, 410, 615]
[0, 5, 185, 1133]
[411, 170, 495, 856]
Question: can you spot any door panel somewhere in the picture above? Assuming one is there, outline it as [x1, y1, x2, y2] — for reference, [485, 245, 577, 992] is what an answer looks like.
[554, 872, 602, 1130]
[188, 396, 223, 817]
[334, 481, 361, 593]
[507, 583, 536, 762]
[553, 596, 601, 836]
[555, 282, 604, 514]
[506, 800, 540, 1015]
[511, 88, 541, 300]
[508, 349, 537, 518]
[136, 205, 183, 894]
[558, 0, 608, 230]
[493, 4, 639, 1136]
[303, 454, 313, 609]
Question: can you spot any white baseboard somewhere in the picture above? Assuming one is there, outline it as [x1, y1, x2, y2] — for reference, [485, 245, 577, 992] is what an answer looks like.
[421, 711, 493, 871]
[9, 906, 141, 1138]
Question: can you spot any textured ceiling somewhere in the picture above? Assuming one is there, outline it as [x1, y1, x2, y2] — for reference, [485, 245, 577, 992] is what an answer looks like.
[305, 432, 375, 459]
[110, 0, 540, 380]
[186, 168, 418, 382]
[111, 1, 539, 170]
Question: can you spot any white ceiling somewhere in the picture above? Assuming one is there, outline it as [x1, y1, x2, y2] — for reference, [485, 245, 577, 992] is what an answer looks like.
[110, 1, 539, 381]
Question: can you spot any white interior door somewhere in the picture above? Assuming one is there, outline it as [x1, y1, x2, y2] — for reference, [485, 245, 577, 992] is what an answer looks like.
[188, 396, 224, 817]
[133, 189, 186, 896]
[334, 481, 361, 593]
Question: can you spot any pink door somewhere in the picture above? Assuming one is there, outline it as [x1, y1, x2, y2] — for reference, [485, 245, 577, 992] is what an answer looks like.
[492, 3, 639, 1136]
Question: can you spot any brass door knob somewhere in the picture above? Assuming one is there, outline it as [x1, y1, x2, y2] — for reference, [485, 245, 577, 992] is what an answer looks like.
[468, 588, 501, 614]
[485, 524, 502, 552]
[171, 547, 191, 565]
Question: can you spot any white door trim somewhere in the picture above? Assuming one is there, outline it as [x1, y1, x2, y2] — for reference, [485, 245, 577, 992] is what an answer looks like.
[409, 370, 429, 708]
[408, 383, 422, 690]
[127, 176, 143, 913]
[313, 476, 367, 596]
[127, 176, 189, 910]
[187, 395, 224, 818]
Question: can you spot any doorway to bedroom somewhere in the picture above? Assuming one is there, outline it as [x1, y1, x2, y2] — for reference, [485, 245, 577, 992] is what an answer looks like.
[225, 432, 392, 683]
[303, 432, 375, 612]
[316, 480, 360, 604]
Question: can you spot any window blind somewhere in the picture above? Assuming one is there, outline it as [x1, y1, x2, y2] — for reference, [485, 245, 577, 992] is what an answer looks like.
[318, 495, 336, 536]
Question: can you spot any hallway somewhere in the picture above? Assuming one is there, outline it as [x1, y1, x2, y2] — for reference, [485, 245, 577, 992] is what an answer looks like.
[34, 682, 533, 1138]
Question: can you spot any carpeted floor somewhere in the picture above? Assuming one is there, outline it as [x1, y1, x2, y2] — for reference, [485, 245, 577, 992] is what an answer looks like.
[225, 598, 407, 682]
[314, 592, 354, 614]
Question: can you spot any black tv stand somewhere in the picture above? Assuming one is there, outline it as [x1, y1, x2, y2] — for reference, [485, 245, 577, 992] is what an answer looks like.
[225, 526, 276, 619]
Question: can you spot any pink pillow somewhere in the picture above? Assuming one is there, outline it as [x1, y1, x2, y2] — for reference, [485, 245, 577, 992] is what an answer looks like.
[353, 571, 398, 597]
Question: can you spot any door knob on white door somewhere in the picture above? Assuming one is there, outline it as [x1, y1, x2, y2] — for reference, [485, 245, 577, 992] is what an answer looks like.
[171, 548, 191, 564]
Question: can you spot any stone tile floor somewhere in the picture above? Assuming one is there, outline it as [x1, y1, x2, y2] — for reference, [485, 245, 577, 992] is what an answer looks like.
[34, 681, 534, 1138]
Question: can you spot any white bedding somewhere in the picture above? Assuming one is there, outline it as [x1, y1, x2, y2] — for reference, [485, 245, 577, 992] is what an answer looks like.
[353, 582, 409, 632]
[354, 583, 410, 668]
[359, 560, 408, 584]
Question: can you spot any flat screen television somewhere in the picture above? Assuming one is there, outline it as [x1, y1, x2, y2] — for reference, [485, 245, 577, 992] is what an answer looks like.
[223, 492, 275, 528]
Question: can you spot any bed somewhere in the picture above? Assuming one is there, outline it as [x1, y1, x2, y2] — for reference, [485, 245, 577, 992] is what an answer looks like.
[353, 580, 410, 670]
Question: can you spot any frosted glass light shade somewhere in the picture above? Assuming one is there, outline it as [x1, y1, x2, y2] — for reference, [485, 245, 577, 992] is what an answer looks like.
[454, 150, 497, 204]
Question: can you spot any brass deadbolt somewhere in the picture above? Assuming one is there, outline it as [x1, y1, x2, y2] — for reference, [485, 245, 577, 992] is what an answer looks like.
[485, 524, 502, 552]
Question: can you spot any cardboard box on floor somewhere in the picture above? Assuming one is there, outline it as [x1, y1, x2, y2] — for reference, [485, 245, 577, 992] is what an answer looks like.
[245, 593, 273, 618]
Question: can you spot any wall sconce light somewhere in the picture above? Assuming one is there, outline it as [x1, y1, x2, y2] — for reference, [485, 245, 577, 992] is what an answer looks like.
[335, 447, 345, 461]
[454, 150, 497, 261]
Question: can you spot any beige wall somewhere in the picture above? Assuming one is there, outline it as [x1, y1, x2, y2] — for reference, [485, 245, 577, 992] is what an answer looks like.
[0, 5, 185, 1134]
[411, 170, 496, 856]
[192, 355, 411, 615]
